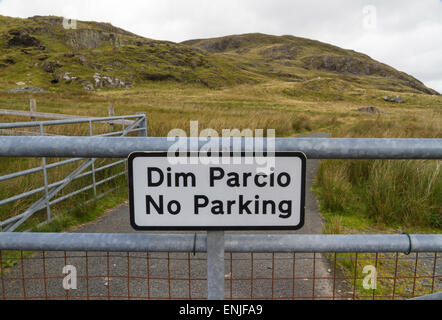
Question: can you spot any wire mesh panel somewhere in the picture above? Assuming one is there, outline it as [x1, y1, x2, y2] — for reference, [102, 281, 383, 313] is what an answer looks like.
[0, 250, 439, 300]
[0, 250, 207, 300]
[226, 252, 441, 300]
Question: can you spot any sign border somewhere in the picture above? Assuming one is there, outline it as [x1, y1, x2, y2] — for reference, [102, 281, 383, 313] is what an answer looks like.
[128, 151, 307, 231]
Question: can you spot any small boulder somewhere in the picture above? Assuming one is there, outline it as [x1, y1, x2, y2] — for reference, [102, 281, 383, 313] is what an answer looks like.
[79, 80, 95, 92]
[4, 58, 16, 65]
[8, 86, 46, 93]
[358, 106, 383, 114]
[391, 96, 405, 103]
[42, 61, 62, 73]
[383, 95, 405, 103]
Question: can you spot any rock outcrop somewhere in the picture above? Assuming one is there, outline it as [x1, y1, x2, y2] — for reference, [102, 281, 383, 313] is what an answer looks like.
[384, 96, 405, 103]
[7, 30, 41, 48]
[302, 55, 389, 76]
[358, 106, 383, 114]
[93, 73, 129, 88]
[8, 86, 46, 93]
[66, 29, 122, 50]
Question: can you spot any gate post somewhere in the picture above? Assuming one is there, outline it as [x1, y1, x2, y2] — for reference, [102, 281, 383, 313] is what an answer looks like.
[108, 105, 115, 132]
[207, 231, 225, 300]
[137, 113, 148, 137]
[30, 99, 37, 133]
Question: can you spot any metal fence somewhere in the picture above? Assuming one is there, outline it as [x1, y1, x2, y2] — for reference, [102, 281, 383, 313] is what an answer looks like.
[0, 136, 441, 300]
[0, 114, 147, 232]
[0, 233, 440, 300]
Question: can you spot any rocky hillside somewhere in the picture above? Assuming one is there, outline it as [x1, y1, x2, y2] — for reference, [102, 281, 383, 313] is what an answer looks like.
[0, 15, 256, 91]
[184, 33, 439, 95]
[0, 15, 438, 95]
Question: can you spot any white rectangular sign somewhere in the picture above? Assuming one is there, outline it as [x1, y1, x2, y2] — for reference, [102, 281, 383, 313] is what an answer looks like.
[129, 152, 306, 230]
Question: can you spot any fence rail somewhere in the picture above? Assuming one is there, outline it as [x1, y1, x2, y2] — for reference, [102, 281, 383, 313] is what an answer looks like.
[0, 108, 135, 126]
[0, 115, 143, 130]
[0, 114, 148, 232]
[0, 137, 440, 159]
[0, 233, 440, 253]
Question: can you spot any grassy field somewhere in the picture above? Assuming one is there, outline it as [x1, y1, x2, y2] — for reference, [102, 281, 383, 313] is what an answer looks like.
[0, 81, 440, 231]
[0, 79, 440, 299]
[315, 116, 441, 232]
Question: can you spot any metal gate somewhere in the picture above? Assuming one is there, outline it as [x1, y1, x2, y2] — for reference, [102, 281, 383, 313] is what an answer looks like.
[0, 115, 147, 232]
[0, 136, 441, 300]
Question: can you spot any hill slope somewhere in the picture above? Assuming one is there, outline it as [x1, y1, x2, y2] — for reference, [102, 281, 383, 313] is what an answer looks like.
[0, 16, 438, 95]
[183, 33, 439, 95]
[0, 15, 257, 90]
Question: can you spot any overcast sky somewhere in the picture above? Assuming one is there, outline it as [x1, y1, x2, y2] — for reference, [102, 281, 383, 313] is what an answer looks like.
[1, 0, 441, 93]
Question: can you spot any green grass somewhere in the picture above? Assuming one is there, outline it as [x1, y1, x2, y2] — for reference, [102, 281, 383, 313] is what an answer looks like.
[316, 160, 441, 231]
[314, 116, 441, 299]
[33, 179, 128, 233]
[326, 251, 439, 300]
[314, 116, 441, 232]
[0, 181, 128, 271]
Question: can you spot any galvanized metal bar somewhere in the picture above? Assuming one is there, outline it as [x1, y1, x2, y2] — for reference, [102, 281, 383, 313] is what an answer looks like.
[0, 137, 440, 159]
[3, 159, 96, 232]
[96, 128, 145, 137]
[0, 108, 136, 125]
[0, 186, 47, 208]
[93, 159, 126, 173]
[86, 187, 118, 203]
[0, 116, 134, 219]
[122, 117, 146, 136]
[0, 115, 141, 129]
[207, 231, 225, 300]
[137, 113, 148, 137]
[1, 166, 124, 226]
[409, 292, 442, 300]
[40, 124, 51, 222]
[143, 115, 148, 137]
[48, 181, 93, 206]
[0, 233, 440, 253]
[0, 159, 125, 209]
[91, 159, 125, 173]
[23, 186, 120, 233]
[98, 115, 145, 138]
[224, 234, 442, 253]
[0, 114, 147, 231]
[95, 172, 125, 187]
[0, 117, 144, 183]
[49, 172, 125, 206]
[89, 120, 97, 198]
[0, 158, 83, 183]
[0, 233, 208, 252]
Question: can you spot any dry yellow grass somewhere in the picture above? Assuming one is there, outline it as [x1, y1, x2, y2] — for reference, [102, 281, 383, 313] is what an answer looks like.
[0, 81, 441, 231]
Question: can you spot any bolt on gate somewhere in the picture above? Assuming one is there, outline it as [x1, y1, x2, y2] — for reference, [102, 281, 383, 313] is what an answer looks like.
[0, 136, 440, 300]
